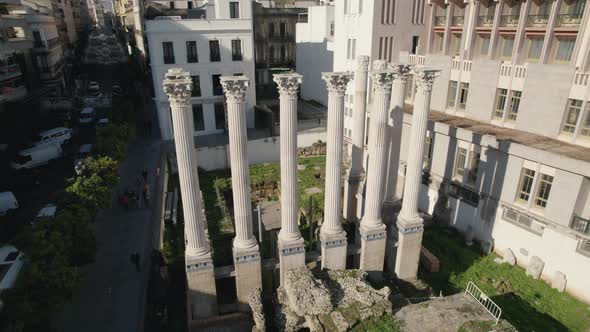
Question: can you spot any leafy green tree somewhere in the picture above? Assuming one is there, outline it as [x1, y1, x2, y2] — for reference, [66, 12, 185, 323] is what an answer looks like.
[86, 156, 120, 187]
[95, 123, 135, 161]
[65, 173, 111, 214]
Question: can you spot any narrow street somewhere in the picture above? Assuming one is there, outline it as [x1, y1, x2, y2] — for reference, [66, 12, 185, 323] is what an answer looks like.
[56, 68, 162, 332]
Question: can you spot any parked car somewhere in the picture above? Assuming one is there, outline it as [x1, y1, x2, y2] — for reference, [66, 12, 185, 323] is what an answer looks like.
[32, 203, 57, 225]
[11, 144, 62, 170]
[88, 81, 100, 91]
[32, 127, 72, 147]
[79, 107, 96, 124]
[112, 86, 126, 97]
[0, 245, 24, 291]
[0, 192, 18, 216]
[96, 118, 109, 128]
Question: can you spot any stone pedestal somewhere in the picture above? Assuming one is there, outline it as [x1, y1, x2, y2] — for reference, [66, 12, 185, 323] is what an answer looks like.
[344, 56, 370, 223]
[395, 68, 440, 282]
[358, 64, 395, 278]
[163, 68, 217, 320]
[274, 73, 306, 284]
[319, 72, 352, 270]
[221, 76, 261, 310]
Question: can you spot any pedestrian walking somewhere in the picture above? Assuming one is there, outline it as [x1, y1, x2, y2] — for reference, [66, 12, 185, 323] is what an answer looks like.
[130, 252, 141, 272]
[119, 193, 129, 210]
[141, 168, 148, 182]
[143, 184, 150, 206]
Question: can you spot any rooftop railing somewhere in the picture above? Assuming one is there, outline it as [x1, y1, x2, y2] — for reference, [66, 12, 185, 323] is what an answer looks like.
[571, 215, 590, 235]
[434, 15, 446, 26]
[451, 15, 464, 26]
[526, 14, 549, 27]
[556, 13, 582, 27]
[477, 15, 494, 26]
[500, 14, 519, 27]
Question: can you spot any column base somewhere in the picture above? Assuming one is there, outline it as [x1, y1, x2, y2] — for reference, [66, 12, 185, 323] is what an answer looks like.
[277, 238, 305, 285]
[186, 253, 218, 321]
[320, 231, 348, 270]
[359, 223, 387, 281]
[233, 245, 262, 312]
[394, 217, 425, 282]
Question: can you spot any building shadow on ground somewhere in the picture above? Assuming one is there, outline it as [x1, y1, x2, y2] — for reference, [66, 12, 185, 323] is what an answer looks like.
[491, 292, 567, 332]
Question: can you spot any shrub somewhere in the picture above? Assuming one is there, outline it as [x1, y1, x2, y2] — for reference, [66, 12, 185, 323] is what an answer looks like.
[95, 123, 135, 161]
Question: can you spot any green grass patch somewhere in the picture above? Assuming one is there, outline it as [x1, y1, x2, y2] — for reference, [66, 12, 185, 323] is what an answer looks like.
[350, 315, 400, 332]
[422, 227, 590, 332]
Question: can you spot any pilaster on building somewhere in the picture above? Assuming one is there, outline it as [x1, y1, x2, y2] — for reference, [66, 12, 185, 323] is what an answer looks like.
[395, 68, 440, 282]
[162, 68, 218, 320]
[273, 73, 307, 284]
[220, 76, 262, 311]
[320, 71, 353, 271]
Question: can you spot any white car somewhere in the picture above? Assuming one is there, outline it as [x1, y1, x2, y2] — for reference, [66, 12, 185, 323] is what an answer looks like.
[32, 204, 57, 225]
[32, 127, 72, 147]
[88, 81, 100, 91]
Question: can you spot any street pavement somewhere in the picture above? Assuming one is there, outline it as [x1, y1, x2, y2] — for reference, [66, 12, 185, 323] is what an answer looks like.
[56, 82, 162, 332]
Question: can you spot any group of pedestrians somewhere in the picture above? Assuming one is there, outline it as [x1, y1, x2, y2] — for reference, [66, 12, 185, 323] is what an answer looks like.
[118, 168, 151, 210]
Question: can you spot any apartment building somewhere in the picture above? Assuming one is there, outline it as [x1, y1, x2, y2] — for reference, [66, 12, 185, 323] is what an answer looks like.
[146, 0, 256, 140]
[389, 0, 590, 302]
[0, 12, 32, 104]
[27, 14, 66, 93]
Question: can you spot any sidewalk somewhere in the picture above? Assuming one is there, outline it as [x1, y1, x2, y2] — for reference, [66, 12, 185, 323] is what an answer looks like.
[56, 81, 163, 332]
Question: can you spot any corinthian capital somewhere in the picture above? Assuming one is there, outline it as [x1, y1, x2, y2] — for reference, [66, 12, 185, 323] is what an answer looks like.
[163, 68, 192, 106]
[413, 68, 441, 91]
[321, 72, 353, 96]
[372, 60, 389, 70]
[273, 73, 303, 98]
[356, 56, 370, 71]
[370, 69, 395, 93]
[220, 76, 250, 103]
[390, 64, 412, 82]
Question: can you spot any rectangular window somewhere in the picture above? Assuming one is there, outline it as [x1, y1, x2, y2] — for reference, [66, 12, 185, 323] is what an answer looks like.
[191, 75, 201, 97]
[187, 1, 192, 9]
[330, 22, 335, 37]
[494, 88, 508, 119]
[480, 35, 490, 55]
[577, 240, 590, 257]
[454, 147, 468, 179]
[534, 173, 553, 208]
[423, 134, 433, 169]
[169, 1, 174, 9]
[231, 39, 242, 61]
[561, 99, 582, 134]
[280, 22, 286, 38]
[506, 91, 522, 122]
[580, 104, 590, 137]
[192, 104, 204, 131]
[186, 41, 198, 63]
[212, 74, 223, 96]
[229, 1, 239, 18]
[280, 45, 286, 63]
[269, 22, 275, 36]
[467, 151, 481, 185]
[555, 38, 575, 62]
[162, 41, 175, 64]
[447, 81, 458, 108]
[209, 40, 220, 62]
[518, 168, 536, 202]
[344, 0, 348, 14]
[502, 37, 514, 58]
[502, 208, 545, 235]
[347, 39, 357, 60]
[458, 83, 469, 110]
[527, 38, 543, 60]
[214, 103, 225, 129]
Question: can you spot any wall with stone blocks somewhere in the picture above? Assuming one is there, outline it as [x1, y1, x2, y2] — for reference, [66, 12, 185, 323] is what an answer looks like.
[195, 130, 327, 170]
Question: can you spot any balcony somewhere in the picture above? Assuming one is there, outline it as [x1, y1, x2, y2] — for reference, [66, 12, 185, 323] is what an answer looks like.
[477, 15, 494, 27]
[500, 15, 519, 27]
[526, 14, 549, 27]
[0, 63, 22, 81]
[571, 215, 589, 235]
[556, 14, 582, 28]
[434, 16, 446, 26]
[39, 59, 64, 75]
[451, 16, 464, 27]
[33, 36, 60, 49]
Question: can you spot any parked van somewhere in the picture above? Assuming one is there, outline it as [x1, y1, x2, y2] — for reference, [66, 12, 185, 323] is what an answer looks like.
[32, 203, 57, 225]
[11, 144, 62, 170]
[0, 192, 18, 216]
[32, 127, 72, 147]
[80, 107, 96, 124]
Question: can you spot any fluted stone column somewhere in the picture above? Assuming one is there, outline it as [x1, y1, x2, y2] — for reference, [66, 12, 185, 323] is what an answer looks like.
[395, 68, 440, 282]
[343, 55, 370, 223]
[358, 65, 395, 279]
[220, 76, 261, 311]
[320, 72, 352, 270]
[273, 73, 306, 284]
[383, 65, 412, 274]
[163, 69, 217, 320]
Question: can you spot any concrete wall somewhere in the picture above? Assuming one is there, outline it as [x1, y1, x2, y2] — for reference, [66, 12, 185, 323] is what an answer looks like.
[296, 41, 332, 106]
[465, 59, 501, 122]
[195, 129, 326, 170]
[425, 54, 452, 112]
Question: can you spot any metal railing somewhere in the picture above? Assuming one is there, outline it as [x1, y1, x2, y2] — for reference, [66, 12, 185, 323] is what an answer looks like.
[527, 14, 549, 27]
[500, 15, 519, 27]
[477, 15, 494, 26]
[556, 14, 582, 27]
[571, 215, 590, 235]
[465, 281, 502, 325]
[452, 15, 464, 26]
[434, 15, 446, 26]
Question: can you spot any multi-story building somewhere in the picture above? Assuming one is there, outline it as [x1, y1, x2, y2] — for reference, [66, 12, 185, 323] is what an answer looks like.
[146, 0, 257, 140]
[27, 14, 66, 93]
[55, 0, 78, 45]
[382, 0, 590, 303]
[255, 0, 318, 8]
[252, 2, 305, 99]
[295, 4, 334, 106]
[0, 11, 33, 104]
[95, 0, 105, 26]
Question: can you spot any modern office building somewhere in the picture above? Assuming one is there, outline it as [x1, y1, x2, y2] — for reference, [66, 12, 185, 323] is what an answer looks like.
[146, 0, 257, 140]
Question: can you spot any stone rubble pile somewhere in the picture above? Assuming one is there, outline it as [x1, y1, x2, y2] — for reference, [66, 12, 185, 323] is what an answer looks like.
[297, 140, 327, 157]
[250, 267, 393, 332]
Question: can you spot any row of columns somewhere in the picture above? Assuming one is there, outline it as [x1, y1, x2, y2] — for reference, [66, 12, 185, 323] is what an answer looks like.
[162, 61, 440, 321]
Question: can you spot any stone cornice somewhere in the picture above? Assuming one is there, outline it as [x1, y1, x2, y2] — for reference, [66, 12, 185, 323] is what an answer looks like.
[273, 73, 303, 98]
[162, 68, 192, 106]
[321, 72, 353, 96]
[220, 76, 250, 103]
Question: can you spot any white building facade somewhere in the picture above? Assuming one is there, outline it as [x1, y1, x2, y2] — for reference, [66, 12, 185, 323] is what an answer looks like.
[146, 0, 256, 140]
[392, 0, 590, 303]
